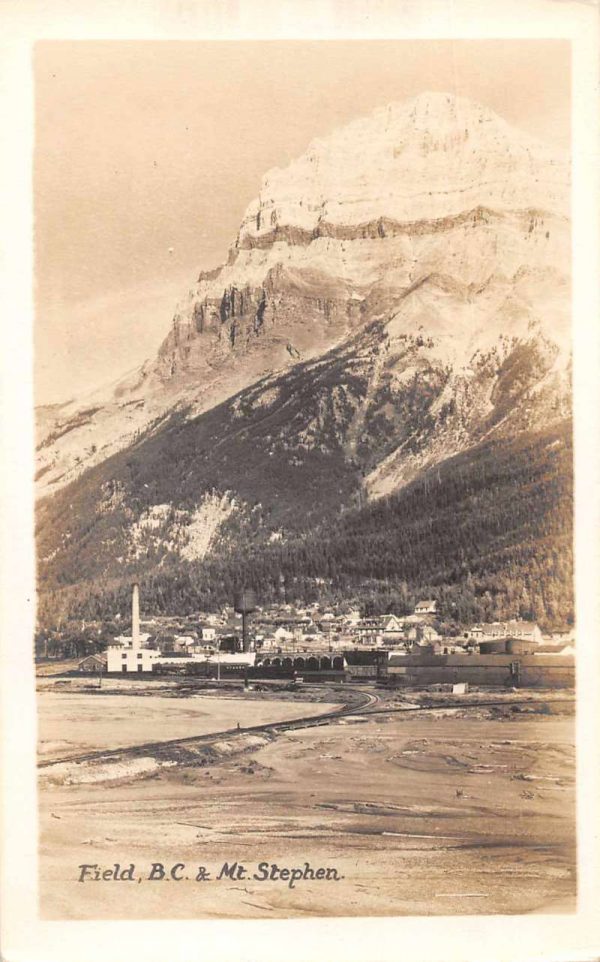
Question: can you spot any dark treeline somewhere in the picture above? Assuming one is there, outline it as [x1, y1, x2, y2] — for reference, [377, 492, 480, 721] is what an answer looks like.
[39, 423, 573, 631]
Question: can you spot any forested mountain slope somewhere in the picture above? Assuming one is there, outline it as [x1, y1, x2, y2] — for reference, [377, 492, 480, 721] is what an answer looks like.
[36, 92, 572, 628]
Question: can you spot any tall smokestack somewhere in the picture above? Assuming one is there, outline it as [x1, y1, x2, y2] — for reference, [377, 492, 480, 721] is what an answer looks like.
[132, 583, 140, 649]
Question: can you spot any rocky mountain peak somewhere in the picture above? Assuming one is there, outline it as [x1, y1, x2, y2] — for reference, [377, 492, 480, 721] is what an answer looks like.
[236, 91, 568, 246]
[36, 93, 570, 499]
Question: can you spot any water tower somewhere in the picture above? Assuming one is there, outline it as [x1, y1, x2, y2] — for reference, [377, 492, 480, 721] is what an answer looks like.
[234, 588, 257, 653]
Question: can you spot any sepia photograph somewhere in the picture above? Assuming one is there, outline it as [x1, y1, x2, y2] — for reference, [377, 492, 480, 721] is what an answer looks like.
[30, 37, 581, 923]
[1, 6, 599, 958]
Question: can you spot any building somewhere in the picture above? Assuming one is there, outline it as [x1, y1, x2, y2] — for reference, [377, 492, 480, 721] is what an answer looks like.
[172, 634, 196, 652]
[77, 652, 107, 673]
[356, 618, 383, 644]
[414, 599, 437, 616]
[504, 620, 543, 644]
[198, 626, 217, 642]
[478, 621, 543, 645]
[107, 646, 160, 673]
[402, 613, 425, 626]
[155, 651, 256, 669]
[405, 622, 440, 644]
[386, 650, 574, 689]
[107, 583, 161, 673]
[381, 614, 405, 645]
[439, 639, 471, 654]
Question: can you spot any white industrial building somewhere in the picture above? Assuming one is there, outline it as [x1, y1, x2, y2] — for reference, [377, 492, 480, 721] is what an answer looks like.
[107, 583, 160, 673]
[108, 647, 160, 673]
[107, 584, 258, 673]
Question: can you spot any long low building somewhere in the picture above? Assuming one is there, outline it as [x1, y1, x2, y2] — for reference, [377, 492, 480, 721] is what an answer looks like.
[256, 652, 346, 672]
[155, 652, 256, 668]
[387, 652, 574, 688]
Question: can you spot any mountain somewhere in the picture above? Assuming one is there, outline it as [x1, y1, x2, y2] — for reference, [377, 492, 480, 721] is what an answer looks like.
[35, 92, 572, 627]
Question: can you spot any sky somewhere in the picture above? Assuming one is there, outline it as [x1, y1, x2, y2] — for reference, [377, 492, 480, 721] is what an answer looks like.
[34, 39, 570, 405]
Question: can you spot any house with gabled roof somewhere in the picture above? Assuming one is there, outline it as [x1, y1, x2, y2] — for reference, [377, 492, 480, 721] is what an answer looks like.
[414, 599, 437, 615]
[78, 652, 107, 673]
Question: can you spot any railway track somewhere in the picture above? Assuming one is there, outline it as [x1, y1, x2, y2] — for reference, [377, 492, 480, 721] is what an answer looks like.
[38, 687, 571, 771]
[38, 685, 380, 770]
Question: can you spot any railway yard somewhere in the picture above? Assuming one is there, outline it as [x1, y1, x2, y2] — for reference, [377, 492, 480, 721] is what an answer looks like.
[37, 675, 576, 919]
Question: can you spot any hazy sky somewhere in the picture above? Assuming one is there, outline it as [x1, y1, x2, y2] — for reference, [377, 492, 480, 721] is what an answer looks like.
[34, 40, 570, 405]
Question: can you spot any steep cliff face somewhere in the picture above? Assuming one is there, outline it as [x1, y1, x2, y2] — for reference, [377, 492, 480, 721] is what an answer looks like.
[36, 317, 573, 626]
[237, 91, 567, 235]
[156, 90, 568, 387]
[36, 92, 569, 499]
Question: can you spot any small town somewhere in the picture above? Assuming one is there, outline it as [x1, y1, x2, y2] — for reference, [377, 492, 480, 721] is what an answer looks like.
[28, 40, 582, 932]
[40, 584, 575, 690]
[36, 580, 577, 920]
